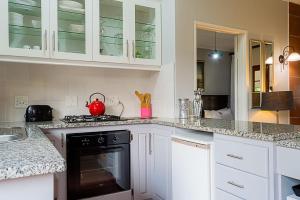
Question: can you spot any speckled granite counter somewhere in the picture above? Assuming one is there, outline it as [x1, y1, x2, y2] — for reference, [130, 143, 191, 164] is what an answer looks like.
[276, 138, 300, 150]
[1, 118, 300, 181]
[38, 118, 300, 142]
[0, 122, 65, 181]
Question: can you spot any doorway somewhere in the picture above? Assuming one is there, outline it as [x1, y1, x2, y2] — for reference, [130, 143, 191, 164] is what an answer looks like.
[194, 22, 248, 121]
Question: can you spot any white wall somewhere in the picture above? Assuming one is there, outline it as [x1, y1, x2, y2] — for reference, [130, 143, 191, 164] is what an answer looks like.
[0, 0, 176, 122]
[0, 63, 157, 121]
[175, 0, 289, 123]
[197, 48, 232, 95]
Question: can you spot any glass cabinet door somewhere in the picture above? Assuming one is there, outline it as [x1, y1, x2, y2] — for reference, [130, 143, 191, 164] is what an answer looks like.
[51, 0, 92, 60]
[93, 0, 128, 63]
[0, 0, 49, 57]
[133, 0, 161, 66]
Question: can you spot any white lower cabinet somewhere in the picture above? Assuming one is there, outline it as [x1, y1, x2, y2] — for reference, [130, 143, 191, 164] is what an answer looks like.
[44, 129, 67, 200]
[131, 130, 153, 200]
[131, 125, 171, 200]
[215, 164, 268, 200]
[172, 137, 211, 200]
[215, 189, 243, 200]
[214, 134, 275, 200]
[151, 127, 171, 200]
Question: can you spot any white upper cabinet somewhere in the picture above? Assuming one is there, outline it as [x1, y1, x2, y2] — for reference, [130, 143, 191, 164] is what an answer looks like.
[93, 0, 161, 66]
[50, 0, 93, 60]
[0, 0, 50, 58]
[0, 0, 161, 68]
[93, 0, 130, 63]
[131, 0, 161, 66]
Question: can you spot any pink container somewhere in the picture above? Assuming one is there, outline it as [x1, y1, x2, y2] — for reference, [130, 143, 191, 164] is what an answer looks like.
[141, 106, 152, 119]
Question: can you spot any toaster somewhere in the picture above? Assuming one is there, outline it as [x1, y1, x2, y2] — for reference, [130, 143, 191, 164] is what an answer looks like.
[25, 105, 53, 122]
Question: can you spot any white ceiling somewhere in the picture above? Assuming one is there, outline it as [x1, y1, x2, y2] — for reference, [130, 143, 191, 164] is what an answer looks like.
[197, 29, 235, 52]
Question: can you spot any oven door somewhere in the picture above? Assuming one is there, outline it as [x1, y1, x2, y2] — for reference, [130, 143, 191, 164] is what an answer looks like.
[67, 144, 130, 200]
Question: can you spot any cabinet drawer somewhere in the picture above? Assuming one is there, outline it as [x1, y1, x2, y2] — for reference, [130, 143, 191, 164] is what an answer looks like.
[215, 139, 268, 177]
[277, 146, 300, 180]
[216, 189, 243, 200]
[216, 164, 268, 200]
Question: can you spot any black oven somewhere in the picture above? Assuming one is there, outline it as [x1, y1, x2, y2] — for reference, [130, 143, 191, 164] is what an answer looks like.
[67, 130, 131, 200]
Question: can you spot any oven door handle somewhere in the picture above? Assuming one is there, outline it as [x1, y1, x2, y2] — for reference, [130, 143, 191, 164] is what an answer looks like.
[80, 146, 124, 154]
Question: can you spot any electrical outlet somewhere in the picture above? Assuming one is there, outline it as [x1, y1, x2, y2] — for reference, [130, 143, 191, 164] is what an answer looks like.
[106, 96, 120, 106]
[15, 96, 29, 108]
[65, 96, 78, 107]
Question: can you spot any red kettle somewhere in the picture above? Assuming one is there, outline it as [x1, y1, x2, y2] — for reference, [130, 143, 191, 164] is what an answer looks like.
[86, 93, 106, 116]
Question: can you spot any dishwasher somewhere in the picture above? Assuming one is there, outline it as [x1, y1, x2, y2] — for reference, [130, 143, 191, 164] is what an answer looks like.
[172, 129, 213, 200]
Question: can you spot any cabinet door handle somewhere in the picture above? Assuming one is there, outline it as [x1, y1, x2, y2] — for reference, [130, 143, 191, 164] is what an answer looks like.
[227, 181, 244, 189]
[227, 154, 243, 160]
[149, 133, 152, 155]
[132, 40, 135, 58]
[126, 40, 129, 58]
[44, 30, 47, 52]
[52, 31, 56, 53]
[61, 133, 64, 148]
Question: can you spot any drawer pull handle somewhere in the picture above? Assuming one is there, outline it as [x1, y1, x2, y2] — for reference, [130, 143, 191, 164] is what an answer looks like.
[227, 154, 243, 160]
[227, 181, 244, 189]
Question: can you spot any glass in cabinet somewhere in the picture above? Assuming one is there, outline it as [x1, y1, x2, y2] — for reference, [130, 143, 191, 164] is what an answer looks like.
[0, 0, 49, 57]
[132, 0, 161, 66]
[93, 0, 129, 63]
[50, 0, 93, 60]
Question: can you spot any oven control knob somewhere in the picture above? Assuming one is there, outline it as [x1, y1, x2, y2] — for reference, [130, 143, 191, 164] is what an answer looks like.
[98, 137, 105, 144]
[81, 138, 90, 146]
[113, 136, 119, 143]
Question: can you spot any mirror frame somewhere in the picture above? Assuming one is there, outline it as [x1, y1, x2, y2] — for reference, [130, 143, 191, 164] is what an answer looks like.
[249, 39, 274, 108]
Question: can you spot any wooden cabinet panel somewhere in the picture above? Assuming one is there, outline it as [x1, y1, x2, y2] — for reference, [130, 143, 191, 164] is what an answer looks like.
[289, 3, 300, 124]
[290, 2, 300, 15]
[289, 15, 300, 36]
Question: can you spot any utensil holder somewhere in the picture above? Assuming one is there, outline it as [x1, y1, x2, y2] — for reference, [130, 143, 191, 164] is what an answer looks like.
[141, 105, 152, 119]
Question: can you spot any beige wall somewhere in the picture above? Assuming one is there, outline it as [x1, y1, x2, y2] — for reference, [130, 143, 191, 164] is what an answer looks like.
[176, 0, 289, 123]
[0, 62, 161, 122]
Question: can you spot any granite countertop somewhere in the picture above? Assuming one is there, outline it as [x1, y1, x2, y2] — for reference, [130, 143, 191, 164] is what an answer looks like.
[276, 138, 300, 150]
[38, 117, 300, 142]
[1, 117, 300, 181]
[0, 122, 65, 181]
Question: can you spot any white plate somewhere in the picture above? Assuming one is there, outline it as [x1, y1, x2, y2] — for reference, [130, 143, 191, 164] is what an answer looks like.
[31, 20, 41, 28]
[59, 5, 85, 14]
[15, 0, 37, 6]
[59, 0, 83, 9]
[69, 24, 85, 33]
[9, 12, 23, 26]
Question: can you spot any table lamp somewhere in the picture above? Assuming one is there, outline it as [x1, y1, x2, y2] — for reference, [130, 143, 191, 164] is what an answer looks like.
[261, 91, 293, 124]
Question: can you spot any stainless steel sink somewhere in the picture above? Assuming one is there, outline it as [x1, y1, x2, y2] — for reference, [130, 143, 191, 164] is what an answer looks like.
[0, 127, 28, 143]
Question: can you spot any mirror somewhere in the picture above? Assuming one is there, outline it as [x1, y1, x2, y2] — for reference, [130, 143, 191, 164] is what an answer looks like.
[250, 40, 262, 108]
[250, 40, 274, 108]
[263, 42, 274, 92]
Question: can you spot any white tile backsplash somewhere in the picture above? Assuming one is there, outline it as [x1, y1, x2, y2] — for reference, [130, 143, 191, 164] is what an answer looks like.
[0, 62, 155, 122]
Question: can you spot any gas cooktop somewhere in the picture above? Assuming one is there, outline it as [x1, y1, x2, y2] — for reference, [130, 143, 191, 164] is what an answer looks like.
[62, 115, 122, 123]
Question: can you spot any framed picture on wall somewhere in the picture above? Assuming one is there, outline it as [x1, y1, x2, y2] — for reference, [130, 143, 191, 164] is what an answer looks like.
[197, 60, 204, 89]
